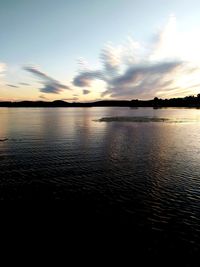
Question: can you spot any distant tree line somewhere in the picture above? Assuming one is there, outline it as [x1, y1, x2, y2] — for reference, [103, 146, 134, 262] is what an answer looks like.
[1, 95, 200, 107]
[131, 94, 200, 107]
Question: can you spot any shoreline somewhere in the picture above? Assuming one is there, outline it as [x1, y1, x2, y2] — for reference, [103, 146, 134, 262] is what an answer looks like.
[1, 105, 200, 108]
[1, 96, 200, 108]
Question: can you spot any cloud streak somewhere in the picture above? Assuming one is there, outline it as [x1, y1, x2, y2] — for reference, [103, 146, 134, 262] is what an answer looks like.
[73, 70, 104, 87]
[83, 89, 90, 95]
[19, 82, 31, 86]
[0, 63, 6, 72]
[7, 84, 19, 88]
[62, 97, 79, 101]
[24, 66, 70, 94]
[100, 44, 122, 75]
[102, 61, 185, 98]
[0, 62, 7, 86]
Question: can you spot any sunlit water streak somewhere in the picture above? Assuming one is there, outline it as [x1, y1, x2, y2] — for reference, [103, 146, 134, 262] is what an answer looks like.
[1, 107, 200, 262]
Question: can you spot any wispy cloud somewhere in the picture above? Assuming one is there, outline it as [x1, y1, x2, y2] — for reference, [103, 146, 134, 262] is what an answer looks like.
[103, 61, 185, 98]
[83, 89, 90, 95]
[73, 70, 104, 87]
[0, 63, 6, 77]
[7, 84, 19, 88]
[0, 63, 6, 73]
[100, 43, 122, 76]
[0, 62, 7, 86]
[24, 66, 71, 94]
[39, 95, 48, 100]
[19, 82, 31, 86]
[73, 15, 200, 99]
[61, 97, 78, 101]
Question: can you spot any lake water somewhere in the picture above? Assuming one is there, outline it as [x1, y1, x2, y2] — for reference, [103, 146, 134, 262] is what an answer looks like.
[1, 107, 200, 261]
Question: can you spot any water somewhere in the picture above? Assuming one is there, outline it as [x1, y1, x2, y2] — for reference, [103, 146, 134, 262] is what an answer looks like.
[1, 107, 200, 261]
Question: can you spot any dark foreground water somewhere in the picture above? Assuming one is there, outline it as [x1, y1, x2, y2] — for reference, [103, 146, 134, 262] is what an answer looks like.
[1, 107, 200, 263]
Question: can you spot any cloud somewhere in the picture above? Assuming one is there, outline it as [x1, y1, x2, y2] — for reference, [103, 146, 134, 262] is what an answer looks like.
[61, 97, 78, 101]
[77, 58, 91, 72]
[102, 61, 184, 98]
[39, 95, 79, 102]
[104, 62, 198, 99]
[73, 70, 104, 87]
[39, 95, 48, 100]
[24, 66, 70, 94]
[100, 43, 122, 76]
[19, 82, 31, 86]
[83, 89, 90, 95]
[150, 14, 178, 61]
[0, 63, 6, 73]
[0, 63, 6, 77]
[0, 62, 7, 86]
[73, 15, 200, 99]
[111, 61, 181, 87]
[7, 84, 19, 88]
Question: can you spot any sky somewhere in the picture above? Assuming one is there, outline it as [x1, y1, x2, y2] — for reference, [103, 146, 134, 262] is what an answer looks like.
[1, 0, 200, 101]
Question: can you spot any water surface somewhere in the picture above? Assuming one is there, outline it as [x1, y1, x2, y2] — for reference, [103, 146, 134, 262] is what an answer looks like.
[1, 107, 200, 261]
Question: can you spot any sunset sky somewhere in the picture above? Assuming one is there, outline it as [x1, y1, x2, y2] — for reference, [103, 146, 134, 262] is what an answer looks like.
[1, 0, 200, 101]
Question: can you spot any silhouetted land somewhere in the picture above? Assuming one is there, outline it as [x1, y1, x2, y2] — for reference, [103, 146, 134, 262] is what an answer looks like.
[1, 95, 200, 107]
